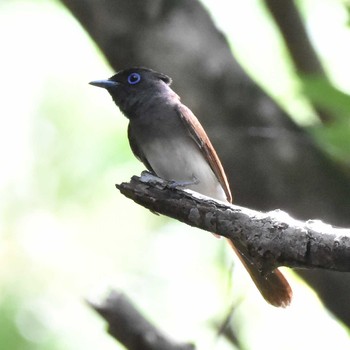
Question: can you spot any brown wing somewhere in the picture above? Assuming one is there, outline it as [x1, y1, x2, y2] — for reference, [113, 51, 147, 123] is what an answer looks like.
[177, 104, 292, 307]
[176, 104, 232, 202]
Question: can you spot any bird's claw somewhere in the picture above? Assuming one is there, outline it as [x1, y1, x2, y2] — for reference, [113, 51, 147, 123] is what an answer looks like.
[167, 176, 199, 189]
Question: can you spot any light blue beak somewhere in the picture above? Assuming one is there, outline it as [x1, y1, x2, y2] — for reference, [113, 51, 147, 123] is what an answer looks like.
[89, 79, 119, 89]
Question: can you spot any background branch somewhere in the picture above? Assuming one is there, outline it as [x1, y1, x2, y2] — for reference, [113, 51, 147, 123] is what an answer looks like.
[264, 0, 325, 76]
[88, 290, 195, 350]
[263, 0, 333, 123]
[116, 173, 350, 274]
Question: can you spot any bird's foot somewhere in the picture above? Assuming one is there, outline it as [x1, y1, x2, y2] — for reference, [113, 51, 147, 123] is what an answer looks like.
[167, 176, 199, 189]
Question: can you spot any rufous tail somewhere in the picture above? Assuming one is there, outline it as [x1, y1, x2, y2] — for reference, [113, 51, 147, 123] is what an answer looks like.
[227, 239, 292, 307]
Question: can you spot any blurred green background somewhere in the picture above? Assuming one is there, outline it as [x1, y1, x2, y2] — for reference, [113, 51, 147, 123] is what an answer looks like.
[1, 0, 350, 349]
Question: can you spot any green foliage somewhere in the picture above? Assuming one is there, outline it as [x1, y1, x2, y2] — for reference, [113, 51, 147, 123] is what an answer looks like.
[302, 76, 350, 164]
[0, 284, 62, 350]
[344, 1, 350, 26]
[0, 294, 30, 350]
[303, 76, 350, 118]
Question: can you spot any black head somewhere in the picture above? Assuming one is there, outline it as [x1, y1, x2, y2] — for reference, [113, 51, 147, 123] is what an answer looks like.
[89, 67, 174, 118]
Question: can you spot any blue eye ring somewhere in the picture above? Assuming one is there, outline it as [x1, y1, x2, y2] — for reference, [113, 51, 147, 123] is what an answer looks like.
[127, 72, 141, 85]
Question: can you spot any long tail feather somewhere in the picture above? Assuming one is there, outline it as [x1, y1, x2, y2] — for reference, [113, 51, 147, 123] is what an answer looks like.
[227, 239, 292, 307]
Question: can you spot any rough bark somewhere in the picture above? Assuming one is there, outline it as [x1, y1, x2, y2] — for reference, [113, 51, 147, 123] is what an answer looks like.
[117, 173, 350, 274]
[60, 0, 350, 325]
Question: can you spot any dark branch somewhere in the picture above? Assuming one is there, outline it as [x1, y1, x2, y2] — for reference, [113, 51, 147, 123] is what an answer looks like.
[116, 173, 350, 273]
[264, 0, 325, 76]
[263, 0, 333, 123]
[88, 290, 195, 350]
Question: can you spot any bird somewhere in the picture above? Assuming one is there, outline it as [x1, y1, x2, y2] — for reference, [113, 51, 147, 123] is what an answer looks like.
[89, 67, 292, 307]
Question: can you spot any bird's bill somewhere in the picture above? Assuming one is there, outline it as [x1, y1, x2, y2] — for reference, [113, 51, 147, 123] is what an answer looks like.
[89, 79, 119, 89]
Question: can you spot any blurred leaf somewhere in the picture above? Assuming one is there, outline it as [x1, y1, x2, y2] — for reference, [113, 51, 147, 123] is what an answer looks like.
[344, 1, 350, 26]
[302, 75, 350, 118]
[0, 292, 60, 350]
[311, 122, 350, 165]
[0, 295, 28, 350]
[302, 76, 350, 164]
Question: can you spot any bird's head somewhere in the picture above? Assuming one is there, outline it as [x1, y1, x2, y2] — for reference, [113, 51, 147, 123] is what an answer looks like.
[90, 67, 174, 118]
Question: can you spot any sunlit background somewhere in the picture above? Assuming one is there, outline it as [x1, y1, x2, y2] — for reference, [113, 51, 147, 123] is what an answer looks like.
[1, 0, 350, 349]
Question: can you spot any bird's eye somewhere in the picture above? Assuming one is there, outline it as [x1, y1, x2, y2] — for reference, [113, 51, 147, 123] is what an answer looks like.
[127, 73, 141, 85]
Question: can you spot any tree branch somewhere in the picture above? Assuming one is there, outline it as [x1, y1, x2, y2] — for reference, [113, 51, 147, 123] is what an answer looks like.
[116, 172, 350, 273]
[264, 0, 325, 76]
[88, 290, 195, 350]
[263, 0, 333, 123]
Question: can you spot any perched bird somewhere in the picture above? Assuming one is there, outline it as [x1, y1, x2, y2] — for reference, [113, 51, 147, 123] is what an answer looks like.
[90, 67, 292, 307]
